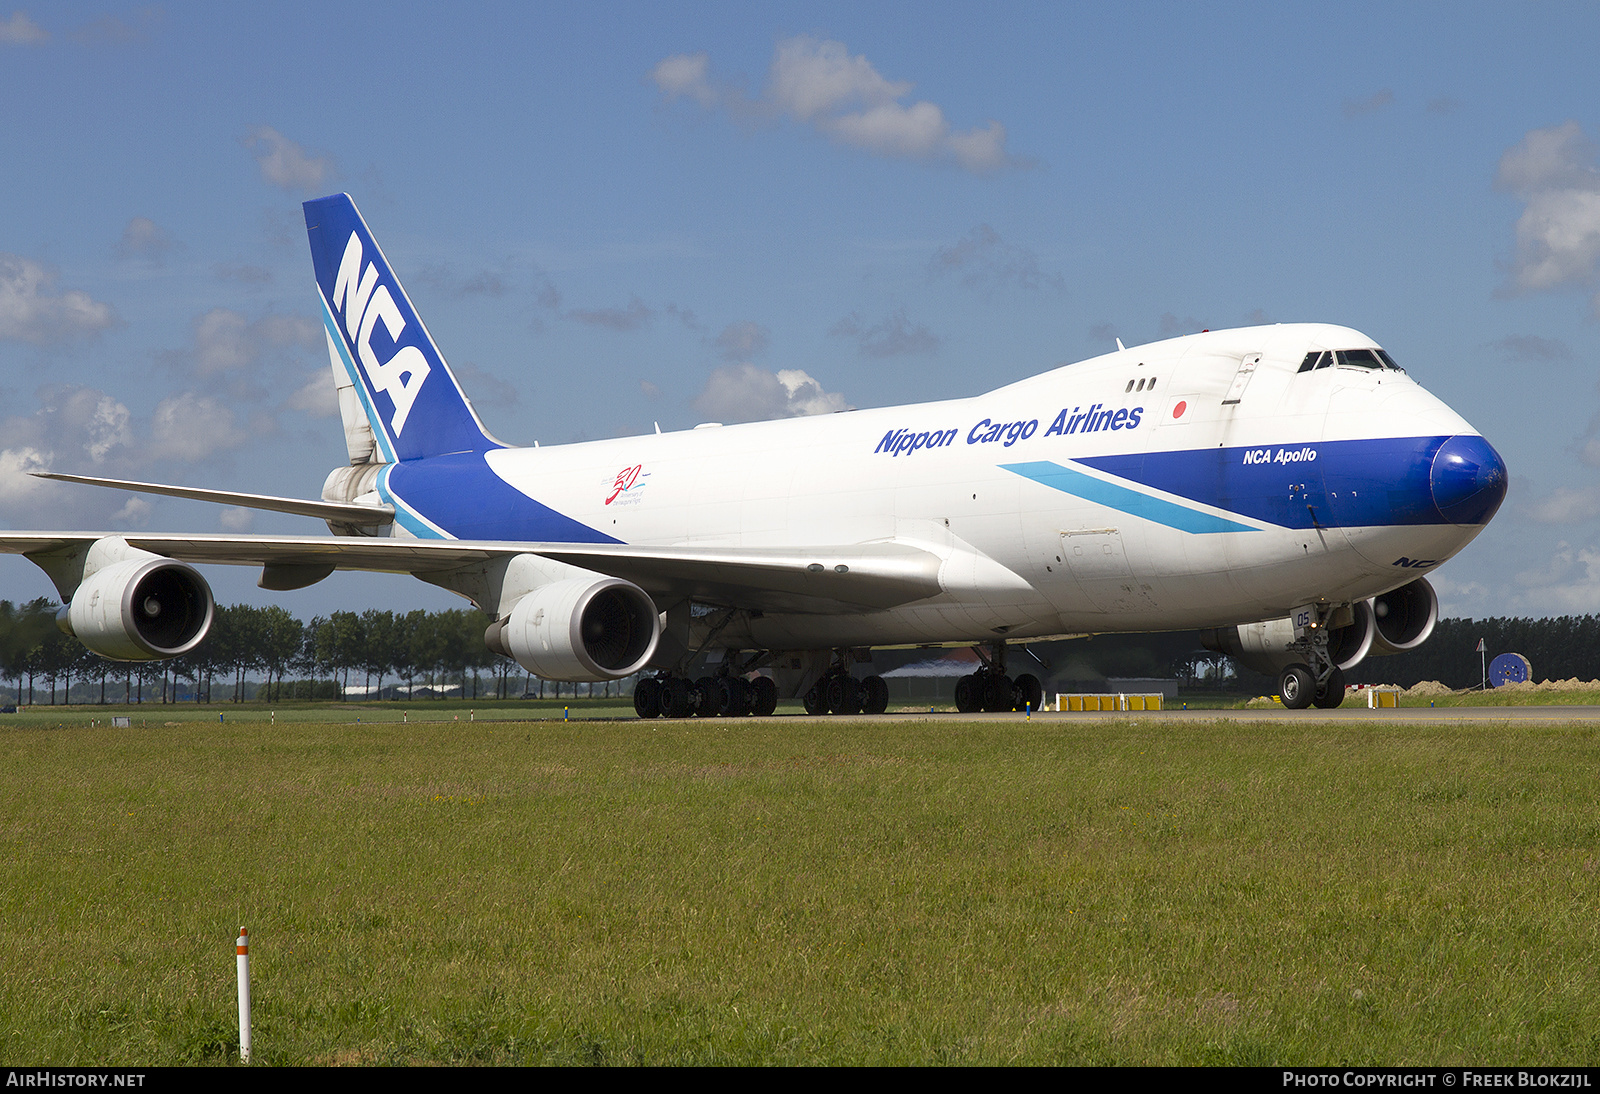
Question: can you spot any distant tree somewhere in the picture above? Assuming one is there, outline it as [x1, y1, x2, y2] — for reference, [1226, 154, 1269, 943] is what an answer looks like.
[257, 605, 302, 701]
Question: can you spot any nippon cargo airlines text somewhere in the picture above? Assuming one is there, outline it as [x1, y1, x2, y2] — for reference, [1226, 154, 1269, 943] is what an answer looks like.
[874, 403, 1148, 456]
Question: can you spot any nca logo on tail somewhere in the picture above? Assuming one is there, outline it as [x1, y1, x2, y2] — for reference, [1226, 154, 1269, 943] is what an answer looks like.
[331, 231, 430, 435]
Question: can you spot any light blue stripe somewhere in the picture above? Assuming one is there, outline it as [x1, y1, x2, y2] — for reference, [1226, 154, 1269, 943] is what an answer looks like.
[1000, 461, 1258, 534]
[376, 464, 446, 540]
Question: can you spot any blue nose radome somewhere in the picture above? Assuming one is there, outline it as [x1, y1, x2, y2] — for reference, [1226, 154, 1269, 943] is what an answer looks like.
[1431, 434, 1508, 525]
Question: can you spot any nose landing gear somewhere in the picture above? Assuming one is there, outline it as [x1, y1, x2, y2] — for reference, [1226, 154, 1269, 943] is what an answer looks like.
[1276, 606, 1348, 710]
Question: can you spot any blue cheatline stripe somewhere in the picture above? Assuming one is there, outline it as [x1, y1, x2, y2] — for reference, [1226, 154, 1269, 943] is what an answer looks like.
[318, 297, 398, 465]
[1000, 461, 1259, 534]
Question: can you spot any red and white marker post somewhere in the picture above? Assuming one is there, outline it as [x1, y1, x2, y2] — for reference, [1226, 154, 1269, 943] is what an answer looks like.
[236, 927, 252, 1064]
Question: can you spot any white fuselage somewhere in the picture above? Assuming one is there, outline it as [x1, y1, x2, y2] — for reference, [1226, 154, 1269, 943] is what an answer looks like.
[381, 324, 1496, 650]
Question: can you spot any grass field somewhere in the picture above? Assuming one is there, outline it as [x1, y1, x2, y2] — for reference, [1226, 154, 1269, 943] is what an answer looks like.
[2, 707, 1598, 1065]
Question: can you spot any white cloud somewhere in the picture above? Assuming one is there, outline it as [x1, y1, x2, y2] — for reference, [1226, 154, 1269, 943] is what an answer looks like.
[1524, 486, 1600, 525]
[1508, 540, 1600, 615]
[0, 254, 117, 344]
[286, 369, 339, 418]
[112, 496, 152, 527]
[191, 308, 254, 375]
[767, 36, 910, 120]
[173, 308, 320, 384]
[0, 385, 133, 519]
[1495, 122, 1600, 311]
[0, 385, 133, 466]
[693, 364, 850, 423]
[653, 36, 1020, 174]
[147, 392, 246, 462]
[244, 126, 334, 191]
[649, 51, 718, 108]
[219, 506, 253, 532]
[0, 11, 46, 45]
[0, 446, 50, 506]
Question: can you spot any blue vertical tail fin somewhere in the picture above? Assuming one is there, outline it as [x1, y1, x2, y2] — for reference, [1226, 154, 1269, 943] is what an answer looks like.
[304, 193, 501, 464]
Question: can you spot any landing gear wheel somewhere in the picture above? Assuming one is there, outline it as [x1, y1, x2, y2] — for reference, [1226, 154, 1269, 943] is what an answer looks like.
[730, 677, 755, 717]
[860, 675, 889, 715]
[984, 672, 1014, 712]
[633, 677, 661, 719]
[1279, 664, 1315, 710]
[955, 674, 981, 713]
[662, 677, 693, 719]
[1013, 673, 1044, 713]
[711, 677, 739, 717]
[803, 680, 827, 715]
[693, 676, 719, 718]
[751, 676, 778, 717]
[1313, 665, 1347, 709]
[826, 674, 862, 715]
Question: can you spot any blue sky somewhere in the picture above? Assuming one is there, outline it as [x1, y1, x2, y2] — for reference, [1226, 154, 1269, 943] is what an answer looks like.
[2, 2, 1598, 621]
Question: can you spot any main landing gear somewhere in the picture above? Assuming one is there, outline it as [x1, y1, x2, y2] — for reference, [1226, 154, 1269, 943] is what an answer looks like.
[801, 668, 890, 716]
[633, 672, 780, 719]
[953, 641, 1045, 713]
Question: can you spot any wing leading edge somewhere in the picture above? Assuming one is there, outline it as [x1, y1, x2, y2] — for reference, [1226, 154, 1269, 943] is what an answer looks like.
[0, 533, 946, 613]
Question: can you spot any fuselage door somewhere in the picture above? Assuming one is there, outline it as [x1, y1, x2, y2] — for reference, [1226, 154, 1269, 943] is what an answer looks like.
[1059, 528, 1158, 614]
[1221, 353, 1262, 405]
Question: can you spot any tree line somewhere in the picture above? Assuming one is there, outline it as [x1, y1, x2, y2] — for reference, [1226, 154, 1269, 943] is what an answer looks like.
[1346, 616, 1600, 690]
[0, 600, 612, 705]
[3, 596, 1592, 704]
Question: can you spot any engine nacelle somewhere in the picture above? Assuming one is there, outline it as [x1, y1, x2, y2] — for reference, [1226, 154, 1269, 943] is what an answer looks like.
[1202, 579, 1438, 676]
[490, 576, 659, 682]
[64, 555, 215, 661]
[1370, 577, 1437, 655]
[1201, 599, 1376, 677]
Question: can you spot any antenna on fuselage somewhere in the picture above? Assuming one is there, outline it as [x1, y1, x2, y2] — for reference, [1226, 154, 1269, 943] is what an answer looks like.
[1115, 338, 1126, 351]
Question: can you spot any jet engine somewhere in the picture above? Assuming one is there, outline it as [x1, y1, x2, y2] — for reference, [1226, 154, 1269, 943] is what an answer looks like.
[1201, 579, 1436, 677]
[486, 576, 660, 682]
[62, 554, 215, 661]
[1369, 577, 1438, 655]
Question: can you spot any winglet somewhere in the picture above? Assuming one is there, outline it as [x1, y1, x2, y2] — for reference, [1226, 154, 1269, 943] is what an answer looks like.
[304, 194, 502, 464]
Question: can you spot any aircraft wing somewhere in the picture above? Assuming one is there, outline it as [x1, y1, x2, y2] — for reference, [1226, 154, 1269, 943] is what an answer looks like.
[0, 533, 945, 613]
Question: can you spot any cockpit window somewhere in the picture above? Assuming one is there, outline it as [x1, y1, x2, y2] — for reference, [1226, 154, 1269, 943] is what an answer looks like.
[1375, 349, 1404, 372]
[1298, 347, 1405, 375]
[1337, 349, 1382, 369]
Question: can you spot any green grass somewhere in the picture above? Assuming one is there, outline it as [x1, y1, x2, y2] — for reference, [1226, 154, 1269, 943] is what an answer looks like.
[2, 714, 1598, 1065]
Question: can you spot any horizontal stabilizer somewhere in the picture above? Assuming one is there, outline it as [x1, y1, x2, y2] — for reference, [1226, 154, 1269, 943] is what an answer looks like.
[31, 472, 394, 526]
